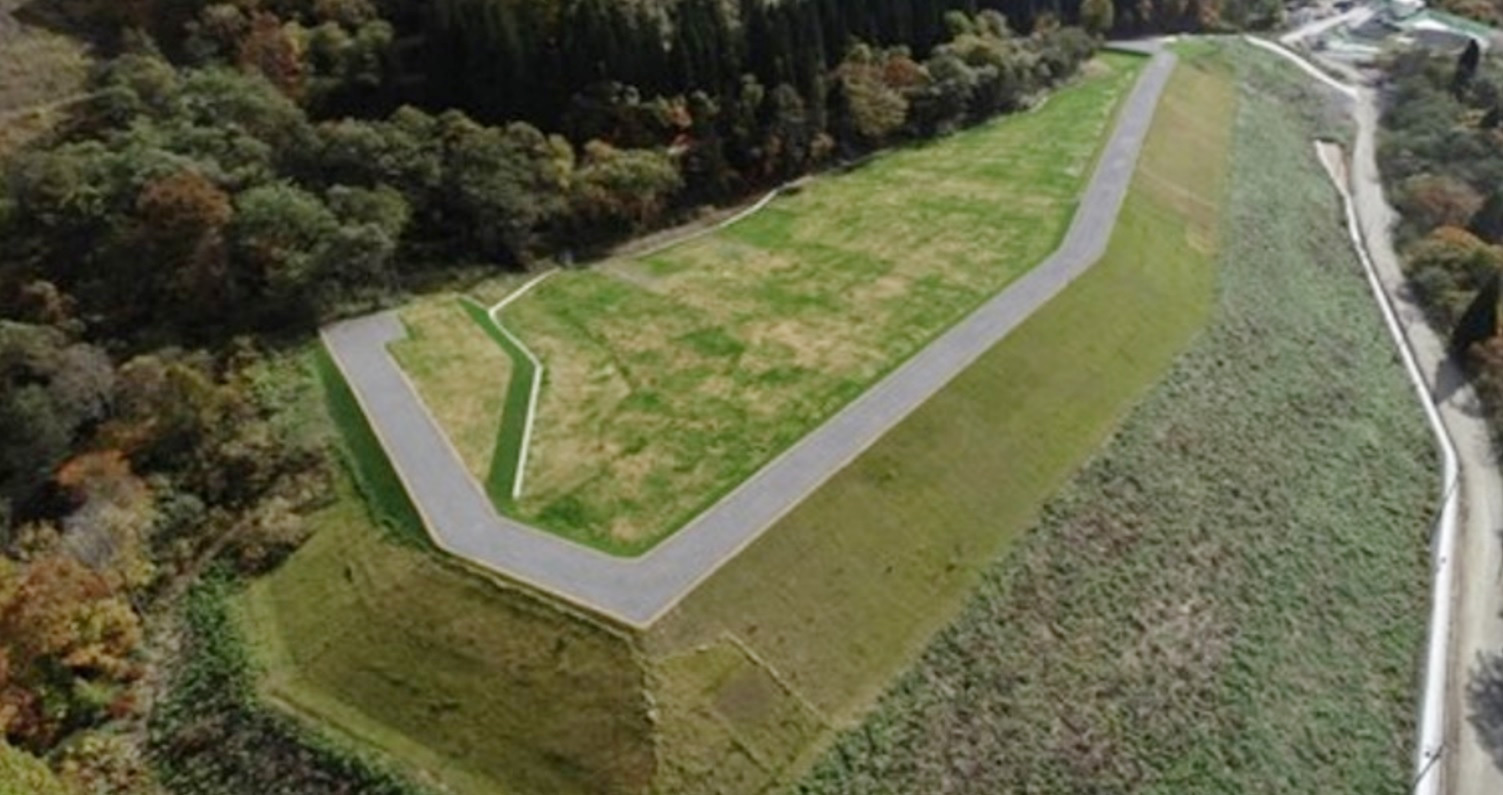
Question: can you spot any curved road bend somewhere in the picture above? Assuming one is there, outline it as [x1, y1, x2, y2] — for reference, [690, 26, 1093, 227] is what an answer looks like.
[321, 43, 1177, 628]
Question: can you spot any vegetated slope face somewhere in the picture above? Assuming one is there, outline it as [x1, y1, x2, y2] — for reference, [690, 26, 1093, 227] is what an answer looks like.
[229, 353, 654, 795]
[640, 47, 1230, 793]
[494, 52, 1143, 553]
[237, 496, 655, 795]
[795, 41, 1434, 794]
[387, 295, 513, 483]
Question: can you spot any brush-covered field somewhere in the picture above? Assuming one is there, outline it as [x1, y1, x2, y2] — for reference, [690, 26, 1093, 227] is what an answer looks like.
[391, 52, 1145, 553]
[795, 40, 1435, 794]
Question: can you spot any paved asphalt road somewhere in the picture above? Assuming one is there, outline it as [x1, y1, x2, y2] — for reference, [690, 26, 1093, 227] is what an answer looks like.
[322, 43, 1176, 627]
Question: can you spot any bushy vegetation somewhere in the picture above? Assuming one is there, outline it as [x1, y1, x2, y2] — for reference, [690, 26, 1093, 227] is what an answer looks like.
[797, 41, 1434, 793]
[416, 0, 1280, 133]
[1379, 47, 1503, 427]
[149, 572, 431, 795]
[0, 0, 92, 158]
[0, 2, 1102, 350]
[1432, 0, 1503, 27]
[0, 0, 1101, 784]
[0, 327, 328, 783]
[0, 738, 71, 795]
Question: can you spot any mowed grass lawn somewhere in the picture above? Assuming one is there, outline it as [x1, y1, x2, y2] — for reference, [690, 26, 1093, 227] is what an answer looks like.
[239, 49, 1224, 795]
[490, 52, 1144, 552]
[796, 41, 1434, 793]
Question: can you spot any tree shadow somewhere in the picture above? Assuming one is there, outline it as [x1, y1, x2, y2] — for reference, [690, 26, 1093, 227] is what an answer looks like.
[11, 0, 110, 44]
[1434, 353, 1479, 412]
[1468, 650, 1503, 772]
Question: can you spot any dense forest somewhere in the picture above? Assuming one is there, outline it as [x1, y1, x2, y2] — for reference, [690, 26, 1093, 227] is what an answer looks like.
[0, 0, 1274, 790]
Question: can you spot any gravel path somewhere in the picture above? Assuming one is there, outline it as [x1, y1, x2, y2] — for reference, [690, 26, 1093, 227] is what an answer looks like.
[321, 43, 1176, 627]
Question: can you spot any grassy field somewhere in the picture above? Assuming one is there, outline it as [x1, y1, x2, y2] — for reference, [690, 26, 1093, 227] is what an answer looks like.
[314, 348, 426, 546]
[387, 295, 513, 485]
[641, 42, 1233, 794]
[446, 52, 1146, 552]
[239, 45, 1243, 795]
[794, 41, 1435, 793]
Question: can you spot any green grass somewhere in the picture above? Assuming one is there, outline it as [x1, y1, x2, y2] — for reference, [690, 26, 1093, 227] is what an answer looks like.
[151, 574, 429, 795]
[484, 52, 1147, 553]
[238, 46, 1294, 795]
[237, 490, 656, 795]
[313, 348, 426, 546]
[388, 296, 514, 485]
[457, 297, 536, 510]
[793, 41, 1435, 794]
[240, 356, 656, 795]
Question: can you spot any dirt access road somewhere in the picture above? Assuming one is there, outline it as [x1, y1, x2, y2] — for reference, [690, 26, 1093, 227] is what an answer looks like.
[322, 42, 1175, 627]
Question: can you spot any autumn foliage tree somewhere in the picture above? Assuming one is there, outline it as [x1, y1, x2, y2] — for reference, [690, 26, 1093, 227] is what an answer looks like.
[1399, 173, 1485, 234]
[834, 44, 914, 146]
[573, 140, 683, 232]
[239, 12, 305, 98]
[55, 452, 156, 592]
[0, 555, 141, 751]
[134, 170, 235, 320]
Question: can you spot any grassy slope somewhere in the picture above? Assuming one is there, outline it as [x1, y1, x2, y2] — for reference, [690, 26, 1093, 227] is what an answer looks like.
[387, 295, 512, 484]
[240, 353, 655, 795]
[494, 53, 1144, 552]
[642, 44, 1230, 795]
[313, 348, 426, 545]
[238, 48, 1229, 795]
[794, 41, 1435, 793]
[457, 297, 536, 509]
